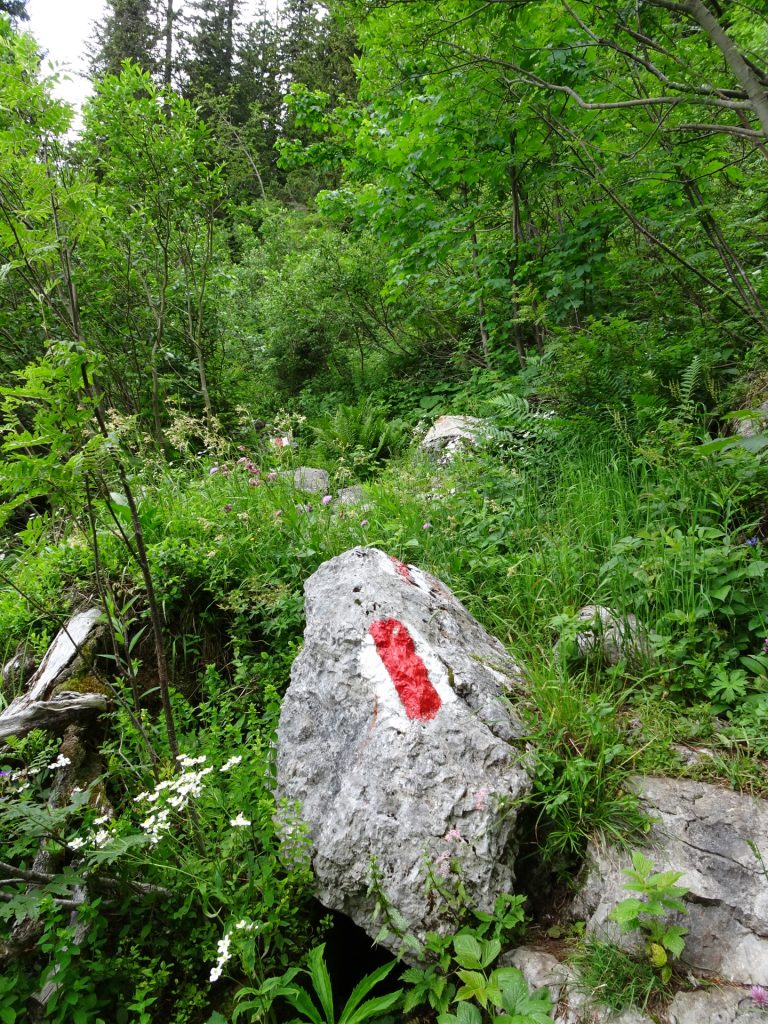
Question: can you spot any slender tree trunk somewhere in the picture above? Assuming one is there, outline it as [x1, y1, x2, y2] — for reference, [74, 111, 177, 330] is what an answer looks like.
[461, 183, 491, 367]
[163, 0, 174, 88]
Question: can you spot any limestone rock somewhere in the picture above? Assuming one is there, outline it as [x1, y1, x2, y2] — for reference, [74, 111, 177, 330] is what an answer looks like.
[504, 948, 656, 1023]
[732, 401, 768, 439]
[276, 547, 530, 953]
[566, 605, 650, 667]
[281, 467, 330, 493]
[572, 776, 768, 986]
[420, 415, 485, 460]
[336, 485, 367, 506]
[668, 987, 765, 1024]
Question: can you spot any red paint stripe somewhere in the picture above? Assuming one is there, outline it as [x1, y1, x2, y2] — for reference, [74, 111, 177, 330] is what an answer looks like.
[390, 556, 415, 585]
[369, 618, 441, 721]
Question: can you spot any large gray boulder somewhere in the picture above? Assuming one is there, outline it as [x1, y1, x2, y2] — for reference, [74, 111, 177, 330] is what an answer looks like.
[572, 776, 768, 986]
[276, 547, 530, 953]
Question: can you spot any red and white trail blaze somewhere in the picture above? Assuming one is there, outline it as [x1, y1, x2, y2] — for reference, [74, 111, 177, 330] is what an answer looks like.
[360, 617, 457, 724]
[368, 618, 441, 720]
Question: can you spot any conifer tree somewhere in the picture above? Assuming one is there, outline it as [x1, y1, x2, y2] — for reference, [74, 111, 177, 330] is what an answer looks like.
[184, 0, 240, 103]
[89, 0, 160, 79]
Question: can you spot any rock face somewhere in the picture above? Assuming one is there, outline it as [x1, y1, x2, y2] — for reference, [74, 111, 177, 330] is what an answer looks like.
[668, 988, 766, 1024]
[572, 776, 768, 986]
[566, 605, 650, 667]
[420, 415, 484, 459]
[276, 547, 530, 953]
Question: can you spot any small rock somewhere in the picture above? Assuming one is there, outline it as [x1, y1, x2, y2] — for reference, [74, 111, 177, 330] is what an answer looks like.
[280, 467, 331, 493]
[420, 415, 485, 460]
[336, 485, 367, 506]
[1, 651, 37, 693]
[565, 605, 650, 667]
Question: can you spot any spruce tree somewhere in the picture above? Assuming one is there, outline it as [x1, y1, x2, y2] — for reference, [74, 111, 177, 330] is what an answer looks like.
[89, 0, 160, 79]
[183, 0, 240, 105]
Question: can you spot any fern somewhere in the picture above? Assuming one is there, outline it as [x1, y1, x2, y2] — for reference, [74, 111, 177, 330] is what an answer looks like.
[669, 356, 702, 423]
[311, 397, 405, 477]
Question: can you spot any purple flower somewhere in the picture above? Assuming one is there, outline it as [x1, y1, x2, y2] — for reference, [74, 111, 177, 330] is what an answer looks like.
[360, 519, 369, 528]
[209, 466, 219, 475]
[248, 477, 261, 487]
[321, 495, 332, 506]
[751, 986, 768, 1008]
[747, 536, 760, 547]
[223, 504, 233, 513]
[267, 471, 277, 482]
[273, 509, 282, 519]
[763, 638, 768, 655]
[422, 522, 432, 530]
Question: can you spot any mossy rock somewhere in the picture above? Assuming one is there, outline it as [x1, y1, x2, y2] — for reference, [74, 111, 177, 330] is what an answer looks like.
[51, 673, 111, 699]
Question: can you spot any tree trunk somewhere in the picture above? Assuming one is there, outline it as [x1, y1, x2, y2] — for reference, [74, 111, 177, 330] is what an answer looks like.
[683, 0, 768, 139]
[163, 0, 174, 87]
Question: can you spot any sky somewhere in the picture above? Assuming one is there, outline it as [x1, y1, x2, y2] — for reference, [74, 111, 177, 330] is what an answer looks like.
[27, 0, 107, 109]
[25, 1, 275, 112]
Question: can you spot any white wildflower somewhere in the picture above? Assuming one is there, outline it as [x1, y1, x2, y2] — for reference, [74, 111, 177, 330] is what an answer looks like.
[209, 931, 232, 983]
[68, 836, 87, 851]
[220, 755, 242, 772]
[177, 754, 207, 768]
[48, 754, 71, 770]
[92, 829, 110, 848]
[230, 813, 251, 828]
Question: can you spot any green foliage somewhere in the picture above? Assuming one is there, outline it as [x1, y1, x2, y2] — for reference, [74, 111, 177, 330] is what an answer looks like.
[401, 928, 551, 1024]
[310, 397, 406, 481]
[240, 943, 402, 1024]
[609, 852, 689, 985]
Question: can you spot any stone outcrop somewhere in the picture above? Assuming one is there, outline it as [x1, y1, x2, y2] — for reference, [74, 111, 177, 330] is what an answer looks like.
[276, 546, 530, 953]
[572, 776, 768, 986]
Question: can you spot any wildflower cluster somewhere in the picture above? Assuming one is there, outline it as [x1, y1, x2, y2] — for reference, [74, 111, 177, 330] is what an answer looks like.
[209, 919, 258, 983]
[134, 754, 214, 844]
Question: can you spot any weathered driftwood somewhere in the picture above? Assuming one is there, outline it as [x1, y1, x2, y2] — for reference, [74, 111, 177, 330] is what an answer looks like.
[0, 692, 109, 741]
[0, 608, 106, 741]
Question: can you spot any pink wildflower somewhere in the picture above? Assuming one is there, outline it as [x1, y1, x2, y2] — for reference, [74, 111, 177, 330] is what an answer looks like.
[321, 495, 332, 506]
[752, 986, 768, 1008]
[267, 471, 278, 482]
[422, 522, 432, 530]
